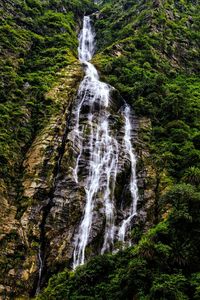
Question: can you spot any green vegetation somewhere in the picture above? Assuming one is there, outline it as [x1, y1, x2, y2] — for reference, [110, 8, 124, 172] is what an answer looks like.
[37, 184, 200, 299]
[1, 0, 200, 298]
[0, 0, 94, 188]
[94, 0, 200, 181]
[0, 1, 95, 296]
[38, 0, 200, 298]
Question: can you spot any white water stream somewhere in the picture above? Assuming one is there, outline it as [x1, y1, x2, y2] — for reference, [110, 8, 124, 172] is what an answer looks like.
[118, 105, 138, 244]
[72, 16, 138, 268]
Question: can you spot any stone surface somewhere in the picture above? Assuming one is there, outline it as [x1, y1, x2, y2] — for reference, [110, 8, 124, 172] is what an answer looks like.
[0, 63, 157, 298]
[0, 62, 82, 298]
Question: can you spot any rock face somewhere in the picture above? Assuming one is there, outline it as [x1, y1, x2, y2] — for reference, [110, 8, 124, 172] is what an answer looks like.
[28, 84, 156, 286]
[0, 179, 19, 296]
[137, 118, 157, 227]
[0, 60, 157, 298]
[1, 0, 198, 298]
[0, 63, 157, 299]
[0, 63, 83, 298]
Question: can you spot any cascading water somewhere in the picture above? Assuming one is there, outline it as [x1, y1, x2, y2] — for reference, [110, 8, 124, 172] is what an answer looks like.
[72, 16, 138, 269]
[118, 105, 138, 244]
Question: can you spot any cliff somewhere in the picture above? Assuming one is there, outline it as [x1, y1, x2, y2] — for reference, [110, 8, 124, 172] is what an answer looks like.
[0, 0, 200, 299]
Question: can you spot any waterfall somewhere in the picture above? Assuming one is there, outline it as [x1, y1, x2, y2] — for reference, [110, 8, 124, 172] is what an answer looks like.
[72, 16, 138, 269]
[118, 105, 138, 244]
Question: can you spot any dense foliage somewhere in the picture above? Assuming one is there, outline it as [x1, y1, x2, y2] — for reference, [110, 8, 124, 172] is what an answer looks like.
[0, 0, 94, 189]
[0, 1, 95, 295]
[94, 0, 200, 181]
[1, 0, 200, 298]
[37, 184, 200, 299]
[38, 0, 200, 299]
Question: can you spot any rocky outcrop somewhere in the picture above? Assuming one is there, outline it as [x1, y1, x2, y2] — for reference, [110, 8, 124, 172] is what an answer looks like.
[0, 62, 83, 298]
[0, 61, 158, 300]
[36, 91, 157, 277]
[136, 118, 157, 227]
[0, 62, 158, 299]
[0, 180, 20, 298]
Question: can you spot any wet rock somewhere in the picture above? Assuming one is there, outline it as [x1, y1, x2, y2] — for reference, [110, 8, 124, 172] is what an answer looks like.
[0, 63, 82, 298]
[0, 60, 157, 299]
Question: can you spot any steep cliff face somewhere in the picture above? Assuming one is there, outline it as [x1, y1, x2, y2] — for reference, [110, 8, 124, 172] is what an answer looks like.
[0, 2, 155, 297]
[0, 0, 200, 299]
[37, 1, 200, 299]
[0, 62, 83, 297]
[0, 0, 91, 297]
[93, 0, 200, 223]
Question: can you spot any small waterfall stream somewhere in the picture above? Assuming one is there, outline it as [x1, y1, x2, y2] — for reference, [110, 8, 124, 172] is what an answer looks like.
[118, 105, 138, 244]
[72, 16, 139, 268]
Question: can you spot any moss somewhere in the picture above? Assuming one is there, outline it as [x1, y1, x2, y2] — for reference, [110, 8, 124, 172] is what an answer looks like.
[0, 1, 92, 297]
[34, 2, 198, 298]
[1, 0, 200, 298]
[0, 0, 93, 188]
